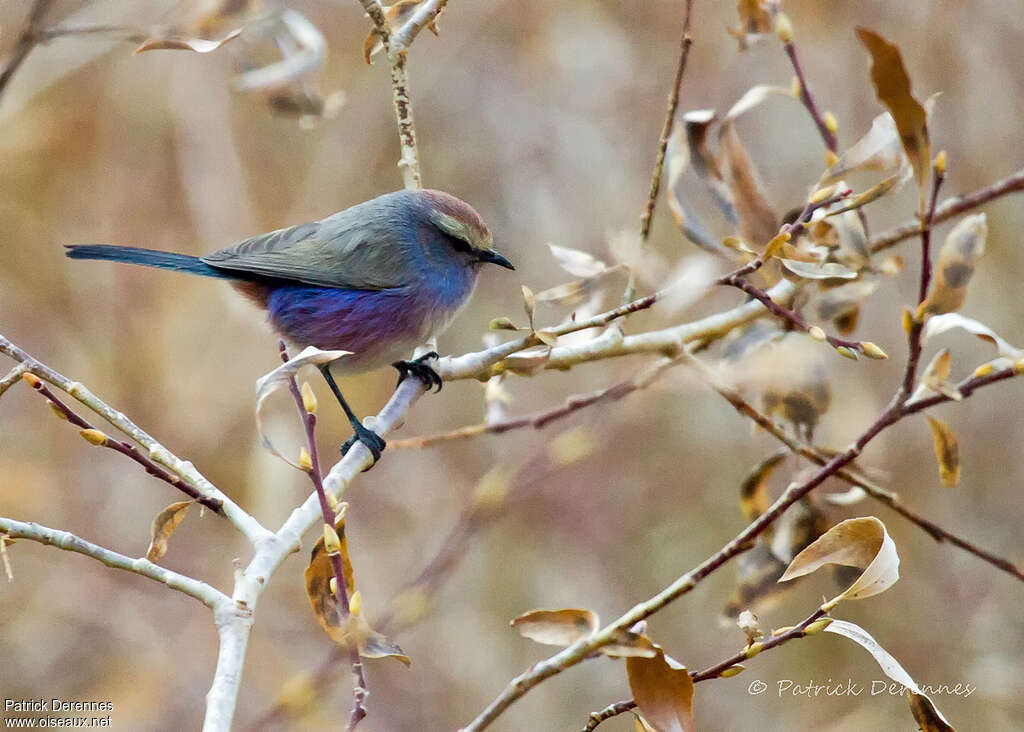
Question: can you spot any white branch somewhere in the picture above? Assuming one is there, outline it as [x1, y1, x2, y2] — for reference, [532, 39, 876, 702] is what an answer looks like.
[0, 517, 229, 609]
[0, 335, 273, 547]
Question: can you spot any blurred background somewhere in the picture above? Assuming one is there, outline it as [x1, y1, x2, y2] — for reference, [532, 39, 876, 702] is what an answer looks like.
[1, 1, 1022, 730]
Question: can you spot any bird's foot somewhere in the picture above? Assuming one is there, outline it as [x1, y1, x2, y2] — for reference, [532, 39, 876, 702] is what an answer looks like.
[340, 422, 387, 470]
[392, 351, 442, 392]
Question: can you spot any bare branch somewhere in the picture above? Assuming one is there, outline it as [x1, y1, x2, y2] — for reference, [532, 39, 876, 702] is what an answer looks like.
[869, 166, 1024, 253]
[0, 334, 271, 547]
[0, 517, 228, 609]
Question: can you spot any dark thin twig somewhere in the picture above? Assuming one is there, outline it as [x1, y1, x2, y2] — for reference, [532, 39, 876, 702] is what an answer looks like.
[638, 0, 695, 241]
[900, 162, 945, 398]
[390, 356, 682, 448]
[869, 166, 1024, 253]
[21, 373, 224, 513]
[581, 699, 637, 731]
[583, 606, 830, 730]
[279, 343, 368, 731]
[624, 0, 695, 303]
[698, 363, 1024, 582]
[784, 41, 838, 153]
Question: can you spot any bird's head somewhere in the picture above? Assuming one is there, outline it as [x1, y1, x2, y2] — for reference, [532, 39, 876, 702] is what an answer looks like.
[417, 190, 515, 271]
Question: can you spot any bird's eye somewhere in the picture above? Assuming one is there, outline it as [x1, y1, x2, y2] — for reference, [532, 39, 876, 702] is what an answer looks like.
[446, 234, 474, 254]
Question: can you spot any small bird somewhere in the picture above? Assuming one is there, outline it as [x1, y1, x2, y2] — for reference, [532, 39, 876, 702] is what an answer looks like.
[66, 189, 514, 465]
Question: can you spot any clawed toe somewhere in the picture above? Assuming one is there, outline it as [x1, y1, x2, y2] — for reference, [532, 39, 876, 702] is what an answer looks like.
[340, 424, 387, 470]
[392, 352, 443, 392]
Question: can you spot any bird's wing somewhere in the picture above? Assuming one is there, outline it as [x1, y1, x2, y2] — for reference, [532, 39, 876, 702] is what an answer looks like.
[200, 219, 405, 290]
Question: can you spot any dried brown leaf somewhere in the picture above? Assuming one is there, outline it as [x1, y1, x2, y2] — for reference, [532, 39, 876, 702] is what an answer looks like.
[682, 110, 737, 224]
[826, 620, 955, 731]
[779, 258, 858, 281]
[511, 608, 597, 646]
[146, 500, 193, 562]
[925, 416, 960, 488]
[719, 121, 777, 247]
[919, 214, 987, 317]
[856, 28, 930, 205]
[600, 629, 658, 659]
[921, 312, 1023, 359]
[134, 28, 242, 54]
[739, 451, 785, 521]
[779, 516, 900, 604]
[626, 648, 696, 732]
[255, 346, 350, 467]
[547, 243, 608, 279]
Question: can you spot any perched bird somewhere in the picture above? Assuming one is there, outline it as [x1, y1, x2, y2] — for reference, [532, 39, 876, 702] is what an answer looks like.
[66, 189, 514, 465]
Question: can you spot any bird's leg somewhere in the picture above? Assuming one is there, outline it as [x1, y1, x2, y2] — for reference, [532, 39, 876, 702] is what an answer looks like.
[392, 351, 442, 392]
[318, 364, 386, 469]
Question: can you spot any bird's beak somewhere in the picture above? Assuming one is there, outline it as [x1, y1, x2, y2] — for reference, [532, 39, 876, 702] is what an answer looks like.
[477, 248, 515, 270]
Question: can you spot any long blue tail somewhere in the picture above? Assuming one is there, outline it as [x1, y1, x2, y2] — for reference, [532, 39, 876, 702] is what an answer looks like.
[65, 245, 237, 279]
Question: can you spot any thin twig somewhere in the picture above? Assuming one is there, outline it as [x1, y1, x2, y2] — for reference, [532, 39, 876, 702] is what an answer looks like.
[691, 606, 828, 682]
[638, 0, 694, 242]
[692, 358, 1024, 581]
[21, 373, 224, 513]
[900, 162, 945, 398]
[0, 517, 229, 609]
[624, 0, 695, 304]
[390, 356, 683, 448]
[357, 0, 448, 188]
[784, 41, 837, 153]
[581, 699, 637, 731]
[869, 166, 1024, 253]
[280, 344, 368, 731]
[0, 335, 267, 544]
[459, 360, 1020, 731]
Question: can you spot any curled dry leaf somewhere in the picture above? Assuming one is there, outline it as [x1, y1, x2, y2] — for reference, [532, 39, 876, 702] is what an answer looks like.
[825, 620, 955, 731]
[856, 28, 930, 206]
[925, 416, 960, 488]
[665, 121, 719, 253]
[919, 214, 988, 318]
[134, 28, 242, 54]
[728, 0, 774, 50]
[234, 10, 326, 92]
[779, 516, 900, 605]
[921, 312, 1023, 360]
[822, 113, 904, 183]
[510, 608, 656, 658]
[547, 243, 608, 279]
[683, 110, 738, 224]
[626, 647, 696, 732]
[916, 349, 961, 402]
[723, 84, 792, 124]
[779, 258, 859, 281]
[255, 346, 350, 467]
[304, 510, 409, 665]
[146, 500, 193, 562]
[719, 120, 777, 248]
[739, 451, 786, 521]
[488, 317, 521, 331]
[511, 608, 598, 647]
[521, 285, 537, 328]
